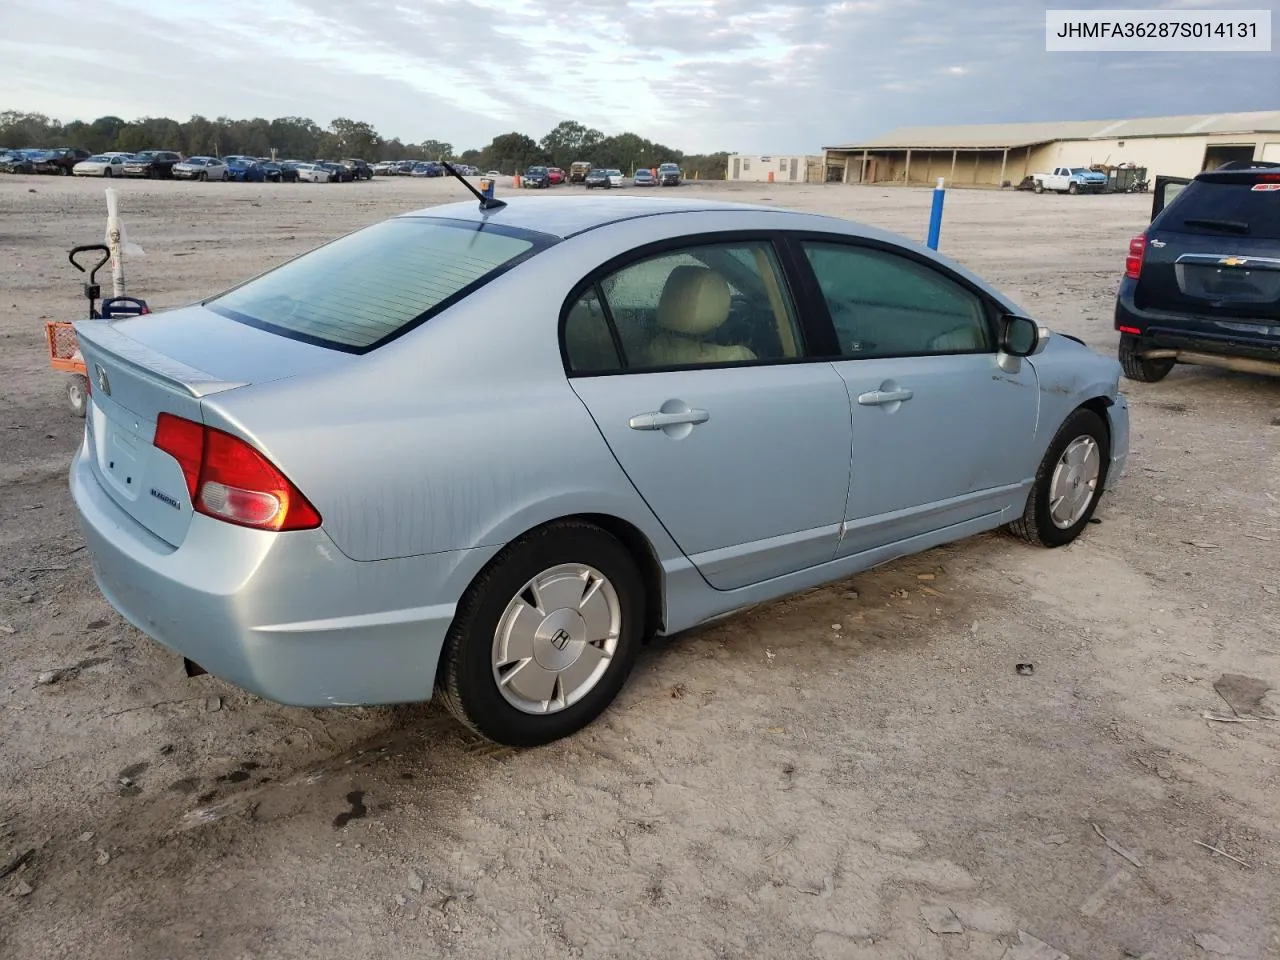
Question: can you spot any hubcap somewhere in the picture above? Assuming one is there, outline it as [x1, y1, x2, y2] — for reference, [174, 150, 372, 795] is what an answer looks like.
[491, 563, 621, 715]
[1048, 435, 1101, 529]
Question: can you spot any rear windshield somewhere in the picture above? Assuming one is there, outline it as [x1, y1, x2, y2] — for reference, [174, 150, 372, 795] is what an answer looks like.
[207, 218, 554, 352]
[1158, 179, 1280, 240]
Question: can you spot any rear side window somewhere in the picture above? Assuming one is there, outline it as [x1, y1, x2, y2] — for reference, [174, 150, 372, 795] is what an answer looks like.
[207, 218, 553, 352]
[1159, 180, 1280, 240]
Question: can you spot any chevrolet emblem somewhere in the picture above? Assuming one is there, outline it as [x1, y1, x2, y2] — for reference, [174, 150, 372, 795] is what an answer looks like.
[1219, 257, 1248, 267]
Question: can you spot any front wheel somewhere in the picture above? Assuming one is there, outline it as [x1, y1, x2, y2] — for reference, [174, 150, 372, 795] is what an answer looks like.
[67, 375, 89, 418]
[1118, 334, 1174, 382]
[437, 520, 645, 746]
[199, 171, 208, 182]
[103, 168, 112, 178]
[1006, 408, 1108, 548]
[1067, 182, 1078, 195]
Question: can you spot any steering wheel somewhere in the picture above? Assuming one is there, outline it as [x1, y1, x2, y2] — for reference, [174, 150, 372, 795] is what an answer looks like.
[717, 293, 778, 355]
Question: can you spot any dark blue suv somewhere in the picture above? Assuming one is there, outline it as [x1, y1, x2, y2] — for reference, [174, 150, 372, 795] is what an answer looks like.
[1115, 162, 1280, 382]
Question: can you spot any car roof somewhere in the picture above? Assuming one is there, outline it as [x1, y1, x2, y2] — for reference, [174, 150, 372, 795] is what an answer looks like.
[397, 195, 823, 240]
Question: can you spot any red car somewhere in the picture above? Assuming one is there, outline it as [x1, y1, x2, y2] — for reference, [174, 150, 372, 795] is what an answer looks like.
[547, 166, 566, 185]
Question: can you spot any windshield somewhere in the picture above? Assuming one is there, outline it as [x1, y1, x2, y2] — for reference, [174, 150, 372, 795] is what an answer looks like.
[1157, 179, 1280, 240]
[527, 167, 546, 174]
[206, 218, 555, 352]
[1070, 167, 1092, 175]
[86, 155, 110, 162]
[660, 164, 679, 171]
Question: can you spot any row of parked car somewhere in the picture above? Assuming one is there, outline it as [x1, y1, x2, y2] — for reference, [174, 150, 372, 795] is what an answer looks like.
[518, 162, 684, 189]
[371, 160, 482, 177]
[0, 147, 390, 183]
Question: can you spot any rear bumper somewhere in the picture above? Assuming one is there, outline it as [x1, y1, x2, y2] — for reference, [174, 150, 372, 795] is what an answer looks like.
[1115, 284, 1280, 366]
[70, 437, 499, 707]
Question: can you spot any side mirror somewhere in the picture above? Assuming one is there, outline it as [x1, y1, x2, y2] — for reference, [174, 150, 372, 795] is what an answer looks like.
[999, 314, 1048, 358]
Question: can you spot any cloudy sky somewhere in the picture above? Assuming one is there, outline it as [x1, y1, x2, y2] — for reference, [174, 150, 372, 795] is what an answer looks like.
[2, 0, 1276, 153]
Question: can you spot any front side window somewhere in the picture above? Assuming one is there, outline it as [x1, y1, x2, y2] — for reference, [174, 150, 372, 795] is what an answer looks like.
[801, 242, 992, 358]
[563, 241, 803, 373]
[208, 218, 553, 352]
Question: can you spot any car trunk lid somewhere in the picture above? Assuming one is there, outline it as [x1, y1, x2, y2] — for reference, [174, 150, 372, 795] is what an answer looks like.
[1138, 233, 1280, 324]
[73, 308, 350, 547]
[1137, 174, 1280, 325]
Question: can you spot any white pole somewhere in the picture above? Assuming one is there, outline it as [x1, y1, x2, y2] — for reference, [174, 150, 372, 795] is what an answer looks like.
[105, 187, 125, 299]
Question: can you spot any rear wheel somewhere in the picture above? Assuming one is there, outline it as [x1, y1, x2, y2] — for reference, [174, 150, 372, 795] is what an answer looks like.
[1007, 408, 1108, 548]
[1118, 334, 1174, 382]
[67, 375, 89, 418]
[1034, 181, 1044, 194]
[437, 520, 645, 746]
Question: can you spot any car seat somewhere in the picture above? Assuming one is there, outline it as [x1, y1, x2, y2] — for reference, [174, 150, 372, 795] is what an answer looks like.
[642, 266, 757, 367]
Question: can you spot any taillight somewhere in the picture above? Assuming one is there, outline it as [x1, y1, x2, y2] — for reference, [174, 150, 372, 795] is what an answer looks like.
[153, 413, 321, 532]
[154, 413, 202, 498]
[1125, 234, 1146, 280]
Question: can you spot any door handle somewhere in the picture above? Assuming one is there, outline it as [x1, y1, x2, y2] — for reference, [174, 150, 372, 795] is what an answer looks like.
[628, 409, 710, 430]
[857, 388, 913, 406]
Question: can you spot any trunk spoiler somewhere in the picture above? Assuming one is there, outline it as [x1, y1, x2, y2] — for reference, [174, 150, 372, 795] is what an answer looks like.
[74, 320, 248, 399]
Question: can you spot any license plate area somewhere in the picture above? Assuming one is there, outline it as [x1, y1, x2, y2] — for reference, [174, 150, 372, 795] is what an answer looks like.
[87, 398, 194, 547]
[1176, 260, 1280, 306]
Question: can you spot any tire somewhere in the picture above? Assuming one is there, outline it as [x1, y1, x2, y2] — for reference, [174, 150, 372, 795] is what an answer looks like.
[1067, 182, 1078, 195]
[437, 520, 646, 746]
[199, 171, 208, 182]
[1006, 408, 1109, 548]
[67, 375, 89, 418]
[103, 168, 112, 178]
[1033, 181, 1044, 194]
[1118, 334, 1174, 383]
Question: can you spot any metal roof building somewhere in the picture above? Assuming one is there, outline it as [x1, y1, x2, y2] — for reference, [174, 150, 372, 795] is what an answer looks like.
[822, 111, 1280, 187]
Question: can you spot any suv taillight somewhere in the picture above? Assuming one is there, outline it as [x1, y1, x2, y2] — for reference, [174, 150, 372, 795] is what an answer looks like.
[1125, 234, 1146, 280]
[153, 413, 321, 532]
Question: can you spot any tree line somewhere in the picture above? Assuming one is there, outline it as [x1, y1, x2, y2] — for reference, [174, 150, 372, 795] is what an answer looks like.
[0, 112, 731, 179]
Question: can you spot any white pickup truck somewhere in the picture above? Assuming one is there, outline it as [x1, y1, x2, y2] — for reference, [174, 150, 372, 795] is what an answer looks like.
[1031, 166, 1109, 194]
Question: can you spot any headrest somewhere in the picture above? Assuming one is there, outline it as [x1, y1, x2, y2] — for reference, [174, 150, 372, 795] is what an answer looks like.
[656, 266, 731, 336]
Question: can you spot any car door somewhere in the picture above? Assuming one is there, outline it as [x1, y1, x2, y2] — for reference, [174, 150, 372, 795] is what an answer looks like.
[792, 238, 1039, 557]
[1150, 175, 1192, 219]
[564, 238, 852, 591]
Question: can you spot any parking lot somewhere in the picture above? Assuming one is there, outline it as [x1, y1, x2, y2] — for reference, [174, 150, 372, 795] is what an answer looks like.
[2, 174, 1278, 960]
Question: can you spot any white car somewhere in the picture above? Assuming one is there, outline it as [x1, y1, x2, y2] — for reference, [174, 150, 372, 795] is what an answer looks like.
[173, 157, 229, 181]
[72, 155, 129, 177]
[606, 168, 625, 188]
[294, 162, 334, 183]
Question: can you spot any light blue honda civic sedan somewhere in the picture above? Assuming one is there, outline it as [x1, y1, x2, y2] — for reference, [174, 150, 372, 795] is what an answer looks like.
[69, 193, 1129, 746]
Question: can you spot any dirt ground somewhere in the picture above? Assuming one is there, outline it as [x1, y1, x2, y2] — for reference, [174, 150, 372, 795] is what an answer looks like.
[2, 173, 1279, 960]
